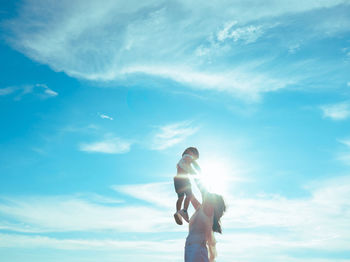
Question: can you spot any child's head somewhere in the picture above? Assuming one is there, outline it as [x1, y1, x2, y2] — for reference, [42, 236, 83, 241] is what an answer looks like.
[182, 147, 199, 160]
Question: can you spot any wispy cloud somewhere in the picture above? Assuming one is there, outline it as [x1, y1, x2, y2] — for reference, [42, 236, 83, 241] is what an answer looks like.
[336, 139, 350, 165]
[150, 121, 198, 150]
[0, 233, 183, 254]
[112, 182, 174, 208]
[121, 65, 289, 100]
[0, 86, 18, 96]
[35, 84, 58, 98]
[4, 0, 350, 100]
[0, 175, 349, 261]
[320, 101, 350, 120]
[217, 21, 265, 44]
[217, 21, 237, 41]
[216, 176, 350, 261]
[99, 113, 113, 120]
[0, 194, 172, 233]
[79, 137, 131, 154]
[0, 84, 58, 100]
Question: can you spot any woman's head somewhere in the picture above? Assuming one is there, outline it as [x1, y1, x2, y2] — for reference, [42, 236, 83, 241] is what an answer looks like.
[208, 193, 226, 234]
[183, 147, 199, 160]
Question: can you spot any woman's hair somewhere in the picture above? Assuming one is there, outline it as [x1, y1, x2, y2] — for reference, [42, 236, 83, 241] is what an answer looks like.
[211, 194, 226, 234]
[182, 147, 199, 158]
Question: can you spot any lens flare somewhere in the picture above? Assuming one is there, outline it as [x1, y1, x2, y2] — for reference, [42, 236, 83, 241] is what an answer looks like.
[198, 159, 230, 195]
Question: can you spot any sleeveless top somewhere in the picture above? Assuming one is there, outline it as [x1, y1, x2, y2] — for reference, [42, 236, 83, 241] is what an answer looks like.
[177, 154, 200, 174]
[177, 154, 194, 174]
[186, 206, 217, 262]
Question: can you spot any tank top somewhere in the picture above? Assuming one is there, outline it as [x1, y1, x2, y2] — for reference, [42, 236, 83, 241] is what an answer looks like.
[177, 154, 194, 174]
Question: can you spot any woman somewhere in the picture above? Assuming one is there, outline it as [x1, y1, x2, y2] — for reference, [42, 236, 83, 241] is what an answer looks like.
[185, 178, 226, 262]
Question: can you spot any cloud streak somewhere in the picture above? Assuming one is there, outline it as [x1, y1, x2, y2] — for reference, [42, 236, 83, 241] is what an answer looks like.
[0, 175, 349, 261]
[0, 194, 172, 233]
[112, 182, 174, 208]
[79, 137, 131, 154]
[217, 21, 265, 43]
[99, 113, 113, 120]
[4, 0, 350, 100]
[0, 84, 58, 99]
[320, 101, 350, 120]
[150, 121, 199, 150]
[121, 65, 289, 100]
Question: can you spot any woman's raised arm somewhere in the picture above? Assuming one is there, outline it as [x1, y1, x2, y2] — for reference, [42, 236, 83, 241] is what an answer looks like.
[189, 176, 206, 210]
[194, 177, 214, 217]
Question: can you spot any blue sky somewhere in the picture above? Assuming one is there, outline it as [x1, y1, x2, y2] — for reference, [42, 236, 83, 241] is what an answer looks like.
[1, 0, 350, 261]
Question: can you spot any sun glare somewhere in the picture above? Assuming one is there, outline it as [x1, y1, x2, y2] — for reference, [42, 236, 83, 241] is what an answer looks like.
[197, 158, 230, 195]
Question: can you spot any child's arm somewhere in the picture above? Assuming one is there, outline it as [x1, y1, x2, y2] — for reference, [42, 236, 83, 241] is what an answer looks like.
[192, 160, 201, 174]
[178, 155, 197, 174]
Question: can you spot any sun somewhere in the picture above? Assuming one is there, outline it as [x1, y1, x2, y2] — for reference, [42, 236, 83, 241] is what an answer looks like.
[197, 158, 230, 195]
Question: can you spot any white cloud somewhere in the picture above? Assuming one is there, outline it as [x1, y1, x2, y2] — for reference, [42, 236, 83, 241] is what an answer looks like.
[99, 113, 113, 120]
[347, 81, 350, 87]
[112, 182, 174, 208]
[0, 175, 350, 261]
[0, 233, 183, 256]
[0, 84, 58, 99]
[73, 192, 123, 205]
[44, 88, 58, 96]
[4, 0, 349, 100]
[320, 102, 350, 120]
[217, 21, 238, 42]
[338, 139, 350, 147]
[35, 84, 58, 98]
[150, 121, 198, 150]
[214, 176, 350, 260]
[217, 22, 264, 43]
[337, 139, 350, 165]
[0, 86, 18, 96]
[111, 174, 350, 253]
[79, 137, 131, 154]
[0, 194, 173, 233]
[121, 65, 289, 100]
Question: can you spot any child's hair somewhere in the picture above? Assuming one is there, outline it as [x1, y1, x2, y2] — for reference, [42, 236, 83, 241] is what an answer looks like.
[211, 193, 226, 234]
[182, 147, 199, 159]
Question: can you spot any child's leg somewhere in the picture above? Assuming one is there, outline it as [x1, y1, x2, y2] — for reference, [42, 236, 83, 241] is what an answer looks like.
[183, 181, 193, 212]
[174, 194, 185, 225]
[183, 194, 191, 211]
[179, 192, 192, 223]
[176, 195, 184, 211]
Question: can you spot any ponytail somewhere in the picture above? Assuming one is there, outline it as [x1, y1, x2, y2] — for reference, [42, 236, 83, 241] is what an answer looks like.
[212, 194, 226, 234]
[212, 214, 222, 233]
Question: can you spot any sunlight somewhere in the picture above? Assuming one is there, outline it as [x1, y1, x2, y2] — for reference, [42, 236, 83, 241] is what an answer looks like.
[197, 157, 231, 195]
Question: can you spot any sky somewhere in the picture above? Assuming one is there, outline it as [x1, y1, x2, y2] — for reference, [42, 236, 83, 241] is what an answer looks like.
[1, 0, 350, 261]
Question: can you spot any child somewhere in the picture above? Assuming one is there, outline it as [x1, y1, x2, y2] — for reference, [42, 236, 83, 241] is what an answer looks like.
[173, 147, 201, 225]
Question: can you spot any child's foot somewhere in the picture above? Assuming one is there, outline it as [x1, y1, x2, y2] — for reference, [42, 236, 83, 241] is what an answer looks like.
[179, 209, 189, 223]
[174, 211, 183, 225]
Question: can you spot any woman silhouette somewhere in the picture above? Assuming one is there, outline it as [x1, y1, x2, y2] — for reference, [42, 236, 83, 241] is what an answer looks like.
[184, 177, 226, 262]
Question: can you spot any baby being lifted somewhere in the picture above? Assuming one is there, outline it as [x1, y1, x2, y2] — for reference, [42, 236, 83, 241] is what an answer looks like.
[173, 147, 201, 225]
